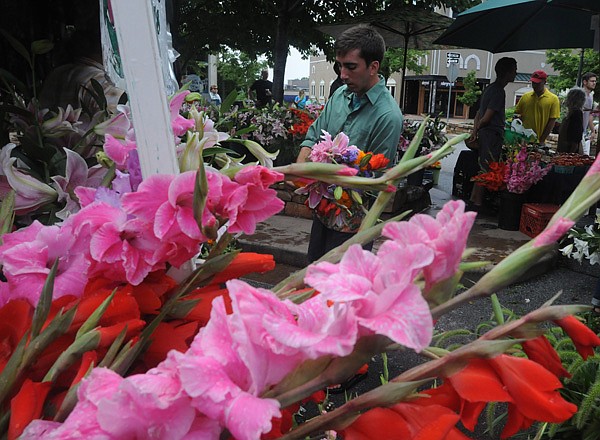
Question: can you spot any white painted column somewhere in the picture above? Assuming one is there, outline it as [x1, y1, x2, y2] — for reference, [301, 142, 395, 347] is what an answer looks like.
[208, 54, 218, 89]
[110, 0, 179, 179]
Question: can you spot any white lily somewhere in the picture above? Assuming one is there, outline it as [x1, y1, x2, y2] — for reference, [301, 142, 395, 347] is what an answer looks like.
[0, 144, 57, 214]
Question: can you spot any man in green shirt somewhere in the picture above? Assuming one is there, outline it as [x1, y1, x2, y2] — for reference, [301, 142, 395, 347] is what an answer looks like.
[297, 24, 403, 262]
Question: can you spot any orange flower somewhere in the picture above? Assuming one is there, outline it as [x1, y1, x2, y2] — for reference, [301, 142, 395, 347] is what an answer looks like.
[365, 152, 390, 171]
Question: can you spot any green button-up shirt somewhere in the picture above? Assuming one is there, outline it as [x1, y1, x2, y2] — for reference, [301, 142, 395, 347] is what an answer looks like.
[301, 75, 403, 162]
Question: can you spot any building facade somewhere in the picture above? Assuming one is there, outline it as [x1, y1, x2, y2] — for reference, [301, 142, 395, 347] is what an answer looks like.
[308, 49, 557, 119]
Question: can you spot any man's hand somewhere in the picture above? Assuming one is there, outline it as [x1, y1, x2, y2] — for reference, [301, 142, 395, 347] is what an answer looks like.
[297, 146, 312, 163]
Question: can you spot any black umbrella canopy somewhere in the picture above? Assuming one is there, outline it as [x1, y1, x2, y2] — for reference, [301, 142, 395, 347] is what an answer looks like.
[434, 0, 600, 53]
[318, 6, 454, 108]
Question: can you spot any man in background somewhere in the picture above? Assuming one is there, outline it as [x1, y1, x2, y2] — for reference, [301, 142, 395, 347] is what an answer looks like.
[297, 24, 403, 262]
[468, 57, 517, 211]
[514, 70, 560, 145]
[249, 70, 273, 108]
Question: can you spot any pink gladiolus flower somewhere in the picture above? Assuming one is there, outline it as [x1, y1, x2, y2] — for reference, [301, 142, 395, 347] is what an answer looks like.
[533, 217, 575, 248]
[0, 221, 89, 305]
[222, 166, 284, 234]
[305, 244, 434, 351]
[336, 167, 359, 176]
[380, 200, 476, 290]
[104, 134, 138, 167]
[169, 91, 196, 137]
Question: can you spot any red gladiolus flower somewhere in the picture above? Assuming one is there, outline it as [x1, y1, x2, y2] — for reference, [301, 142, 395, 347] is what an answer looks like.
[522, 335, 571, 378]
[98, 319, 146, 347]
[8, 379, 52, 440]
[442, 355, 576, 436]
[488, 355, 576, 423]
[208, 253, 275, 286]
[554, 315, 600, 360]
[0, 299, 33, 371]
[184, 287, 232, 326]
[142, 321, 199, 368]
[341, 402, 468, 439]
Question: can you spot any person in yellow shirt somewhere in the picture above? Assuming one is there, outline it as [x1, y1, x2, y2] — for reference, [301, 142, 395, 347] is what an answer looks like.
[514, 70, 560, 145]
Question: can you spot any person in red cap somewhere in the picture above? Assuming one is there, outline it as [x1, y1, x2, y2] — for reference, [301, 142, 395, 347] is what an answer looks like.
[514, 70, 560, 145]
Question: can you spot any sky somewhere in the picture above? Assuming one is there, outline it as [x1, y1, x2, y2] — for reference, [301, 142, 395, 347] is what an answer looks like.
[284, 47, 310, 82]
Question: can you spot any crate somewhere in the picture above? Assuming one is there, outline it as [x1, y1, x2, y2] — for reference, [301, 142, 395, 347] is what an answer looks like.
[519, 203, 560, 238]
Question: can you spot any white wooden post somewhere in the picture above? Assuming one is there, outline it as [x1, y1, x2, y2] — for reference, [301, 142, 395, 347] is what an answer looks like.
[110, 0, 179, 179]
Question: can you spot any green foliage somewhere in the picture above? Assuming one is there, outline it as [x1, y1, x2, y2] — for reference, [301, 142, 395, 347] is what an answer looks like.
[380, 48, 427, 81]
[217, 50, 269, 96]
[546, 49, 600, 94]
[457, 70, 481, 107]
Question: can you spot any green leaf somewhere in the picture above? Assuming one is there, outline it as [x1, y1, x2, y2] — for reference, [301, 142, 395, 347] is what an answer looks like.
[232, 125, 257, 136]
[98, 326, 129, 368]
[43, 331, 101, 383]
[30, 39, 54, 55]
[0, 29, 32, 67]
[0, 331, 29, 406]
[88, 78, 108, 111]
[168, 298, 201, 319]
[203, 146, 237, 156]
[350, 190, 363, 205]
[220, 89, 239, 114]
[31, 260, 58, 339]
[333, 185, 343, 200]
[0, 190, 15, 240]
[359, 153, 372, 168]
[0, 68, 30, 99]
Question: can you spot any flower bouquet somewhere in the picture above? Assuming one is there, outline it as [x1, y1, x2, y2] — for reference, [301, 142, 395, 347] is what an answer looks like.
[472, 146, 551, 194]
[295, 130, 390, 232]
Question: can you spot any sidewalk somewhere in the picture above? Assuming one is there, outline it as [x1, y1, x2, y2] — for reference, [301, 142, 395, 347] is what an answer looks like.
[238, 184, 538, 274]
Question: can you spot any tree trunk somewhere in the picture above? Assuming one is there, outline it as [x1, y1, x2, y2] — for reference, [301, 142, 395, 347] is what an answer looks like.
[272, 0, 292, 103]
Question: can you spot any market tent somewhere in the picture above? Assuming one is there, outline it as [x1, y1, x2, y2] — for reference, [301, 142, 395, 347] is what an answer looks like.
[318, 6, 453, 108]
[434, 0, 599, 53]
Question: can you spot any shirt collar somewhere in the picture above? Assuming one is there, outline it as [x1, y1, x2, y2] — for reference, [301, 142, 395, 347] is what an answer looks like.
[343, 75, 386, 107]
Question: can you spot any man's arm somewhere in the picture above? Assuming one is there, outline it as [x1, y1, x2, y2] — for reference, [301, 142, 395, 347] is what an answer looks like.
[539, 118, 556, 144]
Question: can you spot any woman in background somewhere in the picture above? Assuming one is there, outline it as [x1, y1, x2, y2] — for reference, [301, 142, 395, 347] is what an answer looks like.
[294, 89, 308, 110]
[557, 87, 586, 153]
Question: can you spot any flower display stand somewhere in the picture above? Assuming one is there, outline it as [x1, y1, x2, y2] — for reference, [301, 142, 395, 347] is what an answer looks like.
[498, 191, 526, 230]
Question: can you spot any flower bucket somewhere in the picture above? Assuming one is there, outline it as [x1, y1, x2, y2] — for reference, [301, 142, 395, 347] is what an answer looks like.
[407, 169, 425, 186]
[498, 191, 526, 230]
[432, 168, 441, 185]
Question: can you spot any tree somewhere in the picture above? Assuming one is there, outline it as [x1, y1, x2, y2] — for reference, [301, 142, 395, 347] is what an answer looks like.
[379, 48, 427, 82]
[546, 49, 600, 94]
[457, 70, 481, 107]
[172, 0, 479, 103]
[217, 50, 269, 97]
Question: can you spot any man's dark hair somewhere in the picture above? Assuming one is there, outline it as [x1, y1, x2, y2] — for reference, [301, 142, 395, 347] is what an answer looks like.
[495, 57, 517, 77]
[333, 62, 340, 76]
[582, 72, 598, 82]
[334, 25, 385, 66]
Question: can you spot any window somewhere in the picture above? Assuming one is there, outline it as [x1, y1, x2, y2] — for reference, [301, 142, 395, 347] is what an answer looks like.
[319, 80, 325, 100]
